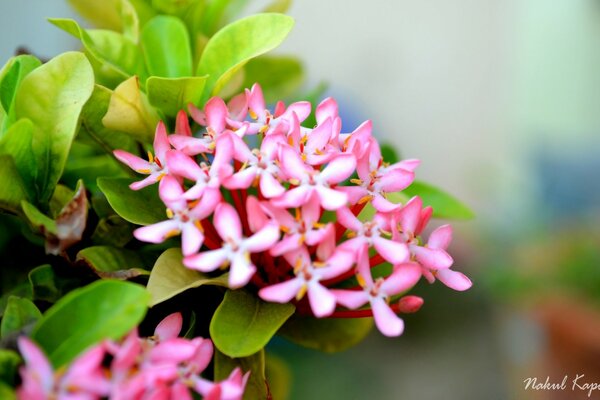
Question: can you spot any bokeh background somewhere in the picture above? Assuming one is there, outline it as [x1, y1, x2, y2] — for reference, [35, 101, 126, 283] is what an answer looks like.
[2, 0, 600, 398]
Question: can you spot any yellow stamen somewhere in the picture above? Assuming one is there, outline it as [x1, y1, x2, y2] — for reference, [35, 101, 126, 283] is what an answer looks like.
[346, 231, 357, 239]
[358, 195, 373, 204]
[164, 229, 181, 239]
[194, 220, 204, 232]
[296, 284, 308, 300]
[313, 222, 326, 229]
[298, 234, 306, 245]
[289, 178, 300, 186]
[350, 179, 363, 185]
[356, 274, 367, 288]
[295, 208, 301, 221]
[313, 261, 327, 268]
[147, 151, 154, 163]
[166, 208, 174, 219]
[249, 110, 258, 120]
[294, 257, 303, 274]
[137, 168, 152, 174]
[301, 153, 307, 162]
[156, 173, 166, 182]
[280, 225, 290, 234]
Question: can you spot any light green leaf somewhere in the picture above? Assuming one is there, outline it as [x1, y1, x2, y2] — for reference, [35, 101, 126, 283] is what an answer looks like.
[146, 76, 207, 116]
[102, 76, 160, 143]
[263, 0, 292, 13]
[76, 246, 147, 279]
[28, 265, 60, 303]
[0, 383, 16, 400]
[210, 289, 295, 358]
[0, 155, 29, 214]
[97, 177, 166, 225]
[214, 349, 267, 400]
[146, 248, 229, 306]
[0, 296, 41, 339]
[0, 349, 21, 387]
[402, 181, 475, 220]
[91, 215, 134, 247]
[152, 0, 196, 15]
[242, 55, 303, 103]
[79, 85, 138, 154]
[0, 55, 41, 131]
[278, 315, 373, 353]
[67, 0, 122, 30]
[62, 154, 128, 193]
[197, 13, 294, 100]
[14, 51, 94, 205]
[141, 16, 193, 78]
[119, 0, 140, 42]
[49, 184, 74, 218]
[0, 118, 36, 200]
[32, 280, 150, 367]
[265, 353, 291, 400]
[21, 200, 57, 235]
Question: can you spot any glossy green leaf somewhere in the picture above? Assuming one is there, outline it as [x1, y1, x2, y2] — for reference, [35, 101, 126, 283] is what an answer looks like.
[49, 19, 143, 87]
[152, 0, 196, 15]
[0, 349, 21, 386]
[32, 280, 150, 367]
[147, 76, 207, 116]
[141, 16, 193, 78]
[49, 184, 74, 218]
[242, 55, 303, 103]
[214, 349, 267, 400]
[199, 0, 233, 36]
[278, 315, 373, 353]
[402, 180, 475, 220]
[0, 55, 41, 131]
[62, 154, 128, 193]
[76, 246, 147, 279]
[102, 76, 160, 143]
[79, 85, 138, 154]
[67, 0, 122, 30]
[0, 118, 36, 200]
[14, 52, 94, 205]
[0, 155, 29, 214]
[0, 296, 41, 339]
[97, 177, 165, 225]
[28, 265, 60, 303]
[119, 0, 140, 42]
[210, 289, 295, 358]
[21, 200, 57, 235]
[146, 248, 229, 306]
[197, 13, 294, 99]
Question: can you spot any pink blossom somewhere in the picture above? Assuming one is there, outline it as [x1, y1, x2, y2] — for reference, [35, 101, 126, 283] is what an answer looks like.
[195, 367, 250, 400]
[113, 121, 171, 190]
[184, 202, 280, 288]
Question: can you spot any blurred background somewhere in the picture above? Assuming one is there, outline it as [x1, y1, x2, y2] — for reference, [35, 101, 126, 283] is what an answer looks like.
[2, 0, 600, 398]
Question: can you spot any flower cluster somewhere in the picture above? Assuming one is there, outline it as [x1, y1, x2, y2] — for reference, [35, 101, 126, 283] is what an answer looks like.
[16, 313, 248, 400]
[115, 84, 472, 337]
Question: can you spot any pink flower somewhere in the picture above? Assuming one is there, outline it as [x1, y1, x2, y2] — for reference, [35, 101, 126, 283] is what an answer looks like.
[336, 206, 409, 265]
[259, 246, 354, 317]
[333, 249, 422, 336]
[113, 121, 171, 190]
[195, 367, 250, 400]
[184, 202, 280, 288]
[134, 176, 219, 256]
[272, 145, 356, 210]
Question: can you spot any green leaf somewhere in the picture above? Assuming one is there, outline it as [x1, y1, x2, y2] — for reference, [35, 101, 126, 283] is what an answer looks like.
[91, 215, 134, 247]
[214, 349, 267, 400]
[32, 280, 150, 367]
[265, 353, 291, 400]
[21, 200, 57, 235]
[62, 154, 127, 193]
[242, 55, 303, 103]
[28, 265, 60, 303]
[0, 296, 41, 339]
[119, 0, 140, 42]
[76, 246, 148, 279]
[0, 118, 36, 200]
[197, 13, 294, 99]
[263, 0, 292, 13]
[278, 315, 373, 353]
[49, 184, 75, 218]
[102, 76, 160, 143]
[0, 349, 21, 386]
[147, 76, 207, 116]
[0, 55, 41, 131]
[146, 248, 229, 306]
[97, 177, 165, 225]
[402, 180, 475, 220]
[0, 155, 29, 214]
[14, 51, 94, 205]
[79, 85, 138, 154]
[152, 0, 196, 15]
[210, 289, 295, 358]
[141, 16, 193, 78]
[380, 142, 400, 164]
[49, 19, 144, 88]
[67, 0, 122, 30]
[0, 383, 16, 400]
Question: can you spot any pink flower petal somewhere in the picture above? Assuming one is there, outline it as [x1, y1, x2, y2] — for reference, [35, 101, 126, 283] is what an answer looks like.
[259, 278, 303, 303]
[371, 195, 402, 212]
[154, 312, 183, 341]
[225, 167, 256, 190]
[130, 174, 160, 190]
[205, 96, 228, 133]
[181, 223, 205, 256]
[272, 185, 311, 209]
[134, 220, 180, 244]
[166, 150, 203, 181]
[229, 252, 257, 288]
[371, 297, 404, 337]
[247, 84, 266, 119]
[169, 134, 212, 155]
[17, 337, 53, 394]
[214, 203, 242, 241]
[113, 150, 150, 172]
[428, 224, 452, 250]
[184, 248, 228, 272]
[332, 289, 368, 309]
[307, 282, 336, 317]
[436, 269, 472, 291]
[259, 172, 285, 198]
[412, 246, 454, 270]
[158, 174, 184, 204]
[377, 168, 414, 193]
[279, 145, 309, 181]
[373, 237, 409, 265]
[316, 97, 338, 125]
[244, 223, 280, 253]
[315, 186, 348, 210]
[320, 154, 356, 184]
[245, 196, 269, 232]
[284, 101, 312, 122]
[381, 262, 422, 295]
[336, 206, 363, 232]
[398, 196, 423, 234]
[153, 121, 171, 160]
[175, 110, 192, 137]
[150, 339, 198, 363]
[336, 186, 368, 205]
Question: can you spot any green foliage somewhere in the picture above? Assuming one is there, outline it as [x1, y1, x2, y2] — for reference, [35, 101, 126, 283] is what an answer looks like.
[210, 289, 295, 358]
[32, 280, 150, 367]
[0, 296, 41, 339]
[278, 315, 373, 353]
[242, 55, 303, 103]
[214, 349, 267, 400]
[146, 248, 229, 306]
[97, 177, 166, 225]
[0, 349, 21, 387]
[146, 76, 207, 116]
[402, 180, 475, 219]
[76, 246, 148, 279]
[141, 16, 193, 78]
[14, 52, 94, 206]
[0, 55, 41, 132]
[0, 155, 29, 214]
[197, 13, 294, 99]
